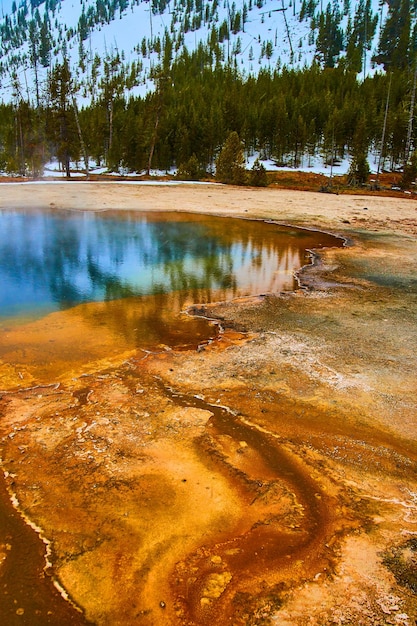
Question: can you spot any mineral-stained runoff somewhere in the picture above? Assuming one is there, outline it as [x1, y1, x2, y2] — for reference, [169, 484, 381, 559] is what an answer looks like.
[0, 183, 417, 625]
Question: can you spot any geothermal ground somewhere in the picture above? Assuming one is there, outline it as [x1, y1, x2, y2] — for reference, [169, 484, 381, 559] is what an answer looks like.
[0, 183, 416, 625]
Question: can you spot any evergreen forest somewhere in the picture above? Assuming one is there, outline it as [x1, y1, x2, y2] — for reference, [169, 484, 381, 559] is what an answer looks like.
[0, 0, 416, 183]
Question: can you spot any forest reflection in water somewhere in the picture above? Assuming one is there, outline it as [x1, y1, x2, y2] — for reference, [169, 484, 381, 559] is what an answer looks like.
[0, 209, 341, 344]
[0, 209, 346, 624]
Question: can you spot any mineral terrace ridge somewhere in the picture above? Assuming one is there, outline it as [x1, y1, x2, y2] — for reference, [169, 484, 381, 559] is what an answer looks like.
[0, 182, 417, 626]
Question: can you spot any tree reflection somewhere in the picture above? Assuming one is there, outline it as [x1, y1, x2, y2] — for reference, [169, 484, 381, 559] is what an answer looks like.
[0, 210, 341, 323]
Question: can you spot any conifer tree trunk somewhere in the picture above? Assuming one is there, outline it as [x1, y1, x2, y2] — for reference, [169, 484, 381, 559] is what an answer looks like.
[147, 109, 160, 175]
[405, 66, 417, 165]
[72, 95, 89, 178]
[376, 73, 392, 182]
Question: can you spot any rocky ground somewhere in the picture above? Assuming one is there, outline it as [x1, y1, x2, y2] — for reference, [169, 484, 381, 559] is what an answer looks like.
[0, 183, 416, 625]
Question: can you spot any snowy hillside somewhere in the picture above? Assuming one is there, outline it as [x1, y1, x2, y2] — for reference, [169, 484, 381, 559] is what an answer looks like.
[0, 0, 390, 103]
[1, 0, 416, 180]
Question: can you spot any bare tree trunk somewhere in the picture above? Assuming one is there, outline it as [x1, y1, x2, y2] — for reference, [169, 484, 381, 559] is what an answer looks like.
[376, 72, 392, 183]
[147, 109, 160, 175]
[61, 113, 71, 179]
[108, 100, 113, 167]
[281, 0, 294, 60]
[72, 95, 89, 179]
[405, 66, 417, 165]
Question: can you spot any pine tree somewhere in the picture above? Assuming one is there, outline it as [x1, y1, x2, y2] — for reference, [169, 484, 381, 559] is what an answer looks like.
[345, 0, 378, 73]
[99, 49, 125, 169]
[48, 58, 79, 177]
[39, 13, 52, 67]
[177, 154, 204, 180]
[348, 151, 370, 185]
[28, 19, 41, 107]
[315, 4, 344, 68]
[347, 116, 370, 186]
[249, 158, 268, 186]
[215, 131, 247, 185]
[375, 0, 413, 70]
[401, 151, 417, 188]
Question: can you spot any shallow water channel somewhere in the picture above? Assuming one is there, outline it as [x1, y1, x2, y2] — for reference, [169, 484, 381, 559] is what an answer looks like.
[0, 210, 343, 624]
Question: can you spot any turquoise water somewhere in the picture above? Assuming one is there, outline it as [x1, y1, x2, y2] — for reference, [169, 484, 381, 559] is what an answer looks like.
[0, 210, 341, 323]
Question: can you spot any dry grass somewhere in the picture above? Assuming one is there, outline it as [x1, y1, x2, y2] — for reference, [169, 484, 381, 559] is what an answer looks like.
[1, 170, 413, 199]
[266, 170, 409, 197]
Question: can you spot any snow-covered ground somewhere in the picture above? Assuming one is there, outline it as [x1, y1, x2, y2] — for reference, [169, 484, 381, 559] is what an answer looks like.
[246, 154, 353, 175]
[37, 150, 383, 179]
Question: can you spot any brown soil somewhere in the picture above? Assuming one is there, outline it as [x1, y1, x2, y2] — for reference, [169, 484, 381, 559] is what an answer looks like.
[0, 169, 406, 195]
[0, 182, 417, 625]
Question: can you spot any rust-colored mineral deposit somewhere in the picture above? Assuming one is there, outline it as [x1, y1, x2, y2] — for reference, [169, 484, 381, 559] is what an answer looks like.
[0, 183, 416, 625]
